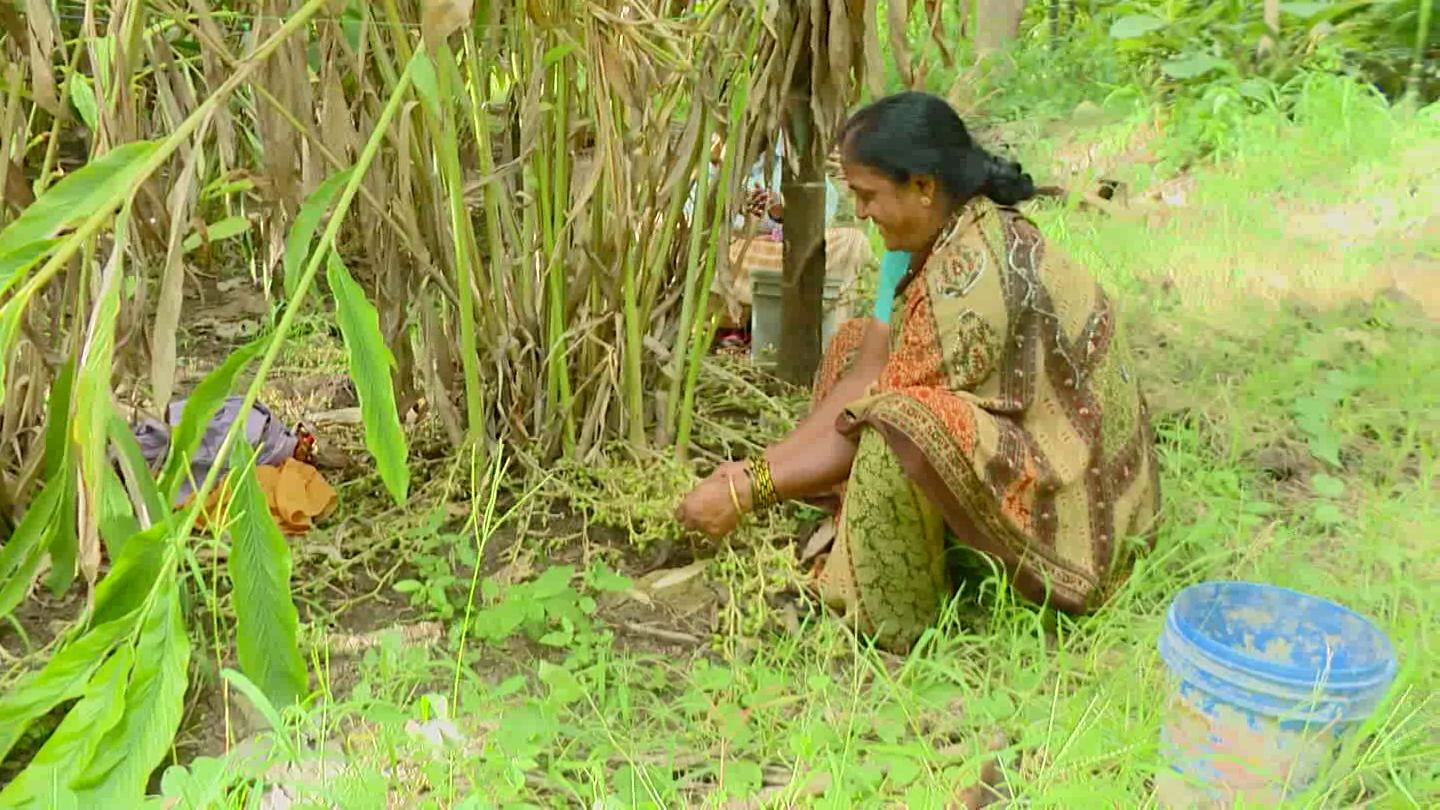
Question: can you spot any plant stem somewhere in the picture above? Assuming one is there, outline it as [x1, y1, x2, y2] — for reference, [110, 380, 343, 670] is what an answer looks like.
[1405, 0, 1434, 104]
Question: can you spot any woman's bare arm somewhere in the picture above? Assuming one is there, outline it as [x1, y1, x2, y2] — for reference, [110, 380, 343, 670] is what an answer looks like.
[758, 319, 890, 501]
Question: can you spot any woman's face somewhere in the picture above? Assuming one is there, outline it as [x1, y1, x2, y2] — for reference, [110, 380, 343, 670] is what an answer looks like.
[842, 160, 938, 253]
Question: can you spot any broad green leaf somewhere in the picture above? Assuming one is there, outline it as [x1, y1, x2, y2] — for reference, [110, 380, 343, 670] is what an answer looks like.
[229, 463, 308, 708]
[200, 177, 256, 200]
[68, 73, 99, 130]
[0, 469, 67, 621]
[588, 563, 633, 592]
[1280, 0, 1378, 23]
[41, 360, 76, 479]
[97, 464, 141, 558]
[42, 460, 79, 597]
[1308, 434, 1342, 468]
[92, 517, 177, 627]
[531, 565, 575, 599]
[0, 238, 61, 299]
[181, 215, 251, 254]
[327, 253, 409, 503]
[283, 170, 352, 299]
[720, 760, 764, 798]
[542, 43, 578, 68]
[1312, 502, 1346, 526]
[109, 414, 168, 526]
[410, 50, 441, 120]
[73, 585, 191, 803]
[1238, 78, 1279, 104]
[0, 614, 137, 760]
[1310, 473, 1347, 498]
[1161, 54, 1230, 80]
[33, 363, 79, 596]
[0, 140, 156, 257]
[159, 337, 265, 502]
[1280, 2, 1330, 17]
[537, 661, 584, 705]
[158, 757, 232, 809]
[1108, 14, 1165, 39]
[0, 646, 133, 806]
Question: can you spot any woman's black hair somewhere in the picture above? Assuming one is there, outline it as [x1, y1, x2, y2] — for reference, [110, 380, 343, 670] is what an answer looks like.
[841, 92, 1036, 207]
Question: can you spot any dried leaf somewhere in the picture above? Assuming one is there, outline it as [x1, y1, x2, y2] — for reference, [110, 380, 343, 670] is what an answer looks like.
[800, 518, 836, 564]
[828, 0, 853, 98]
[24, 0, 63, 116]
[73, 204, 132, 594]
[320, 59, 360, 164]
[640, 559, 708, 593]
[862, 0, 886, 98]
[422, 0, 473, 50]
[887, 0, 911, 87]
[150, 144, 201, 412]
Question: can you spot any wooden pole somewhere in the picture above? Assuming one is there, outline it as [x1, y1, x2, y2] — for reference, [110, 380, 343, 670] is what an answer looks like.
[780, 42, 826, 386]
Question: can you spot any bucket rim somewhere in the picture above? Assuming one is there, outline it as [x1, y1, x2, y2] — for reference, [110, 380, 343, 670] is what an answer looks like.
[1166, 581, 1398, 689]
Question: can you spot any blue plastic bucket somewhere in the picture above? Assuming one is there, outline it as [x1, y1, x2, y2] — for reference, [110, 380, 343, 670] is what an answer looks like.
[1156, 581, 1397, 807]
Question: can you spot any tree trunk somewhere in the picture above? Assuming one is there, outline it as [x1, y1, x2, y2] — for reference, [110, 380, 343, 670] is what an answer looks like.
[780, 47, 827, 387]
[1259, 0, 1281, 55]
[974, 0, 1028, 59]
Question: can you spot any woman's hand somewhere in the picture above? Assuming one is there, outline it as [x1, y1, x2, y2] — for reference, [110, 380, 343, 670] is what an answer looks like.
[744, 188, 772, 219]
[676, 463, 751, 540]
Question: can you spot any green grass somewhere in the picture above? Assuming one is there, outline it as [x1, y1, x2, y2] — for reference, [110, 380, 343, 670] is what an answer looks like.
[145, 78, 1439, 808]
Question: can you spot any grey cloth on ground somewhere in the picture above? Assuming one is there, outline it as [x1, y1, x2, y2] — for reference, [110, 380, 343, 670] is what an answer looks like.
[132, 396, 297, 505]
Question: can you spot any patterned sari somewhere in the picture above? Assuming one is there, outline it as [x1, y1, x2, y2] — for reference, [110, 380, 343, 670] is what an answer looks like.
[811, 199, 1160, 652]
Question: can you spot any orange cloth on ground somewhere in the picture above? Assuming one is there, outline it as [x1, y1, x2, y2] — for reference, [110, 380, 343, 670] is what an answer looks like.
[255, 459, 337, 534]
[191, 458, 337, 536]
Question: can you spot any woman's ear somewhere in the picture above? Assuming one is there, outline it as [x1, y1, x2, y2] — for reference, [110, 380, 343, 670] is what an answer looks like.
[911, 175, 939, 207]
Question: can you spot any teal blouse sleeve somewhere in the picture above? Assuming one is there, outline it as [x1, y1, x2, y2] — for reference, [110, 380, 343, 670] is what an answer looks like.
[871, 250, 910, 324]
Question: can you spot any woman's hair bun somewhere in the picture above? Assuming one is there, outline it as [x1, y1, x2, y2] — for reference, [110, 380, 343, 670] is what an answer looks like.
[980, 154, 1036, 207]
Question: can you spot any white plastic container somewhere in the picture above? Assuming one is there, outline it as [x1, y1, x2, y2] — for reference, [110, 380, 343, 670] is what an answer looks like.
[748, 268, 848, 367]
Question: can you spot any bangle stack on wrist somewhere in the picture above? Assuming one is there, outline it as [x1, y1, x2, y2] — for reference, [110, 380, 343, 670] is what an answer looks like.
[746, 456, 779, 513]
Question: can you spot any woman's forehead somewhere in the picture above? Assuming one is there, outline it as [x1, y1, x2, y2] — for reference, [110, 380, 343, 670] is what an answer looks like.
[843, 161, 889, 188]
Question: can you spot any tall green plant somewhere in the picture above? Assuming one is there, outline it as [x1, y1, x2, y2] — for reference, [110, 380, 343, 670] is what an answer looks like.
[0, 3, 429, 801]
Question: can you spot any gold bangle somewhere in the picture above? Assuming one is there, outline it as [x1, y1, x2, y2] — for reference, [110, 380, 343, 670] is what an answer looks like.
[746, 456, 779, 512]
[726, 473, 745, 518]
